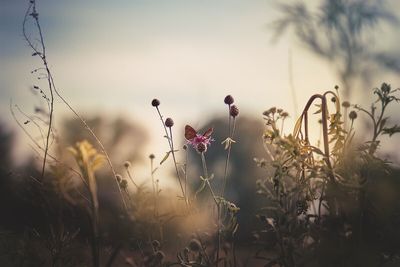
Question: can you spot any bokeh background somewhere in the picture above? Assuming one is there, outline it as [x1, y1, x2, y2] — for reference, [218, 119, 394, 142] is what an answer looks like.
[1, 0, 400, 265]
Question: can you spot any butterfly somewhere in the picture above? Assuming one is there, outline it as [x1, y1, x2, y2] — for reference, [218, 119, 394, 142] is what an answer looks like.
[184, 125, 213, 141]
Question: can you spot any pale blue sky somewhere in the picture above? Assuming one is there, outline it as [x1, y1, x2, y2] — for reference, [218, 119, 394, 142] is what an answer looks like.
[1, 0, 400, 165]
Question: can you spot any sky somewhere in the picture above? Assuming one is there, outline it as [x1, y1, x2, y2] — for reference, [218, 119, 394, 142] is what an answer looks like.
[1, 0, 400, 170]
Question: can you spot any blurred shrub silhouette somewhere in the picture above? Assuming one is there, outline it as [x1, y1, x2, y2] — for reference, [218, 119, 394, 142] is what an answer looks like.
[272, 0, 400, 98]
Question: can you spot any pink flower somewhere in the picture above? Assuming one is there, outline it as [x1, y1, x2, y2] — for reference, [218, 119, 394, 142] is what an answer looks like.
[185, 125, 214, 153]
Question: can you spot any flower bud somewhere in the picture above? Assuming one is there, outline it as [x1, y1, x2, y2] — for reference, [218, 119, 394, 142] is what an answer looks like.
[342, 101, 350, 108]
[349, 111, 357, 120]
[151, 99, 160, 107]
[230, 105, 239, 117]
[224, 95, 234, 105]
[165, 118, 174, 127]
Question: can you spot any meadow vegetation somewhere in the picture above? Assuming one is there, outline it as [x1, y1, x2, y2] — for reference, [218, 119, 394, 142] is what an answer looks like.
[1, 1, 400, 266]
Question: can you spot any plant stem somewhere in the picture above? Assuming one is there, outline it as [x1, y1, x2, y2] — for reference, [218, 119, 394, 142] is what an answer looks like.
[155, 107, 187, 205]
[222, 118, 236, 196]
[200, 153, 220, 266]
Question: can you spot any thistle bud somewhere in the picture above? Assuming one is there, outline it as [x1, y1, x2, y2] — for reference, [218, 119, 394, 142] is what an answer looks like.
[342, 101, 350, 108]
[230, 105, 239, 117]
[349, 111, 357, 120]
[165, 118, 174, 127]
[151, 99, 160, 107]
[224, 95, 234, 105]
[196, 143, 207, 153]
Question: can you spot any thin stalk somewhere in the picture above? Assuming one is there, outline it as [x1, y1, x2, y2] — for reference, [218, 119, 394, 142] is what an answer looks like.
[200, 153, 220, 266]
[222, 117, 236, 196]
[169, 128, 186, 203]
[125, 167, 139, 189]
[184, 147, 189, 204]
[23, 1, 127, 211]
[150, 156, 157, 217]
[155, 107, 186, 204]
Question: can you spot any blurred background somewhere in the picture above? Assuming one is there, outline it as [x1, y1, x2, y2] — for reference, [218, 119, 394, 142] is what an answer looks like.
[1, 0, 400, 265]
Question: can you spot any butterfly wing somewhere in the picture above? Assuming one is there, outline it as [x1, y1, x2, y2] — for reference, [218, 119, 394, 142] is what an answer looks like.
[202, 127, 213, 138]
[185, 125, 197, 140]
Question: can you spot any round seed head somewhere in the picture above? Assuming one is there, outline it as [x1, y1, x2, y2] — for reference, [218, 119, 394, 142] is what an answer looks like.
[342, 101, 350, 108]
[151, 99, 160, 107]
[331, 97, 336, 103]
[165, 118, 174, 128]
[224, 95, 234, 105]
[124, 161, 131, 168]
[349, 111, 358, 120]
[149, 154, 155, 160]
[230, 105, 239, 117]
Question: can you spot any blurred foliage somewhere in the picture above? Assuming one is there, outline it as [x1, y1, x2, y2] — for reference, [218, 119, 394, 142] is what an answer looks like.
[61, 115, 148, 166]
[255, 83, 400, 266]
[272, 0, 400, 97]
[187, 116, 266, 240]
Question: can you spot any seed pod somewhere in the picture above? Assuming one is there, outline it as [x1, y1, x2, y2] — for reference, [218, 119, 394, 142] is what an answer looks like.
[165, 118, 174, 127]
[224, 95, 234, 105]
[349, 111, 357, 120]
[151, 99, 160, 107]
[230, 105, 239, 117]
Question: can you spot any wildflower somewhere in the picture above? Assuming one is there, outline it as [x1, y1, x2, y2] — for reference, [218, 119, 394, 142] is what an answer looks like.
[185, 125, 214, 153]
[151, 99, 160, 107]
[165, 118, 174, 127]
[230, 105, 239, 117]
[123, 161, 131, 168]
[224, 95, 234, 105]
[149, 154, 155, 160]
[197, 142, 207, 153]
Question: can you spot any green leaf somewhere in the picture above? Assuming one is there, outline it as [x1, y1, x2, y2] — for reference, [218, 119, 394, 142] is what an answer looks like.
[159, 151, 171, 165]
